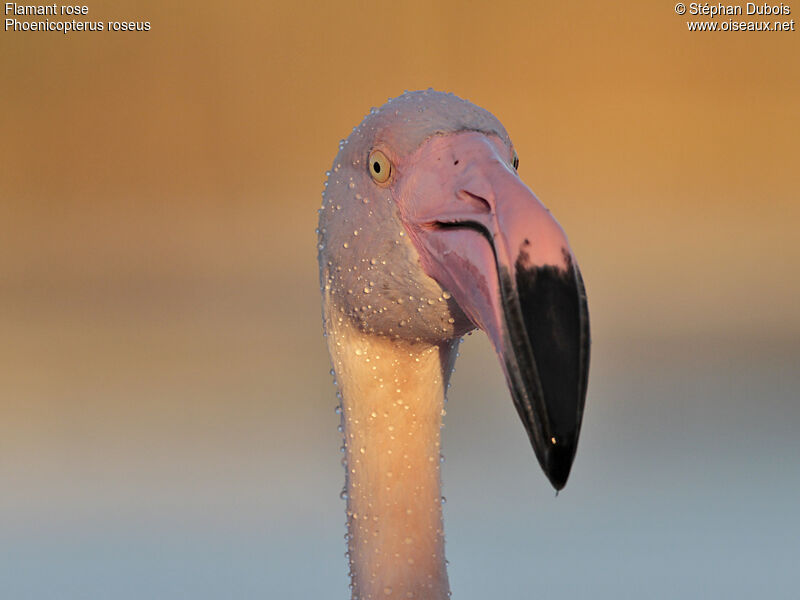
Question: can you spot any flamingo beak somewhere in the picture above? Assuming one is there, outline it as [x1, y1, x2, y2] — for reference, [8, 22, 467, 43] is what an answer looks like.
[399, 133, 590, 490]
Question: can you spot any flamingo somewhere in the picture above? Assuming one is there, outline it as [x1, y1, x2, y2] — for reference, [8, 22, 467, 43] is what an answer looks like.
[317, 90, 590, 599]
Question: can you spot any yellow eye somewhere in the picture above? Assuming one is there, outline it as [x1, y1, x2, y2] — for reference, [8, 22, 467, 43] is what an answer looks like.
[368, 149, 392, 183]
[512, 152, 519, 171]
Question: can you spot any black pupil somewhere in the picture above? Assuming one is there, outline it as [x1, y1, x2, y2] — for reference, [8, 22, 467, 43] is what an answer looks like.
[373, 161, 381, 174]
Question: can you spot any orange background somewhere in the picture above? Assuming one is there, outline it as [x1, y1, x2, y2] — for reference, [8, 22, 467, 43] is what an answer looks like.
[2, 2, 798, 597]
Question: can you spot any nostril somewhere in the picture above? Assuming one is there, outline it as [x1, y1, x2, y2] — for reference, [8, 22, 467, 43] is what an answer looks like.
[457, 190, 491, 213]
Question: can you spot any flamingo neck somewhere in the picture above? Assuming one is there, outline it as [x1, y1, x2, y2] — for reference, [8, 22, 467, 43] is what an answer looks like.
[325, 312, 457, 600]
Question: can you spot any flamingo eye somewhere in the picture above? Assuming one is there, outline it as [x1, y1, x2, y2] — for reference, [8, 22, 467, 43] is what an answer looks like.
[512, 152, 519, 171]
[368, 150, 392, 184]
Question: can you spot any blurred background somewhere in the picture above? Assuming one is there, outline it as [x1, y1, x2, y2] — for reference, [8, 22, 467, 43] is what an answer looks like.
[1, 1, 798, 598]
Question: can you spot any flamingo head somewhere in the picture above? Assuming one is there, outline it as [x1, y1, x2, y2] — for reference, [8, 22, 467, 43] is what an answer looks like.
[318, 90, 590, 491]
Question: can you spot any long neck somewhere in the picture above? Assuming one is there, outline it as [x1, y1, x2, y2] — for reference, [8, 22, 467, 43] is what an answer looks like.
[326, 314, 457, 600]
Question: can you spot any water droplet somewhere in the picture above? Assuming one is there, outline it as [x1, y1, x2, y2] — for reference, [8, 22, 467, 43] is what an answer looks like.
[383, 587, 393, 596]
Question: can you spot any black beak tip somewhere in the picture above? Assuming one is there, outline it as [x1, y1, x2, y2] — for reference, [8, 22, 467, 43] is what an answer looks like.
[544, 440, 576, 491]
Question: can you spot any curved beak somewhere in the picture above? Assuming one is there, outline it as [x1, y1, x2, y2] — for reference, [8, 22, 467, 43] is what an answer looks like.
[399, 132, 590, 490]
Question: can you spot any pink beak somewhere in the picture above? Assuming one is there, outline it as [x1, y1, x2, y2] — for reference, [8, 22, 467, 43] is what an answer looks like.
[399, 132, 590, 490]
